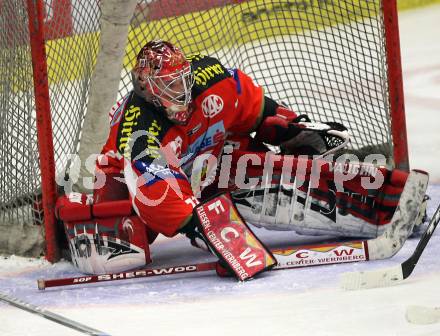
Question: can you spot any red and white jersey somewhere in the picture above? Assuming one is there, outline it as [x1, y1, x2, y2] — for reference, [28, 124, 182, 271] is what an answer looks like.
[95, 54, 264, 237]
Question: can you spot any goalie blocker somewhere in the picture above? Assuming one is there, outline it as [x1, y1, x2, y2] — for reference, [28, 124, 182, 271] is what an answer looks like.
[190, 193, 277, 280]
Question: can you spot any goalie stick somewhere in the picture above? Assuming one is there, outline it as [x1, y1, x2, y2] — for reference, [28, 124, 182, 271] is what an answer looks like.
[0, 292, 109, 335]
[38, 240, 367, 289]
[340, 202, 440, 290]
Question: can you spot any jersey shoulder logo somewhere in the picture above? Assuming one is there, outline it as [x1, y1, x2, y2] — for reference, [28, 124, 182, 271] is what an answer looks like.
[201, 94, 224, 118]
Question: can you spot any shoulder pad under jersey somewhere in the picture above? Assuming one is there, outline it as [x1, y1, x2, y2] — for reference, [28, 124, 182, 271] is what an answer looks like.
[188, 54, 232, 98]
[116, 93, 171, 163]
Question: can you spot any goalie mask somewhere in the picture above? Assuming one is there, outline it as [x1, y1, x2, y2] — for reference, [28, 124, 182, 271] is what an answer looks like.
[132, 40, 195, 125]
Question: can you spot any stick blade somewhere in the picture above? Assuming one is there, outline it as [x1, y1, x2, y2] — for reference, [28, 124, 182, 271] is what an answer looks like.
[406, 305, 440, 325]
[340, 265, 404, 290]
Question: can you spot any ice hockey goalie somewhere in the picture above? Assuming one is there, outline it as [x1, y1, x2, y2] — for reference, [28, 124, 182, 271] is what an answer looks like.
[55, 40, 429, 280]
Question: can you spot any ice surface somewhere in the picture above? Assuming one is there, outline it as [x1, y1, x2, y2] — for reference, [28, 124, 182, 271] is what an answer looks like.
[1, 4, 440, 336]
[1, 186, 439, 335]
[400, 5, 440, 183]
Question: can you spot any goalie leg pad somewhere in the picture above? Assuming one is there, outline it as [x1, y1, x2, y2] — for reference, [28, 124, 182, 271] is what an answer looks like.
[192, 193, 276, 281]
[56, 194, 152, 275]
[228, 153, 428, 240]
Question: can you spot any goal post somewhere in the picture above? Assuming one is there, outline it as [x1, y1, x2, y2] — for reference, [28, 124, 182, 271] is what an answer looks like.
[0, 0, 409, 261]
[26, 0, 58, 262]
[383, 0, 409, 171]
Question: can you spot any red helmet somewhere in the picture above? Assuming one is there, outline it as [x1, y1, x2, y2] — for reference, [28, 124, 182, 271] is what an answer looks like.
[132, 40, 194, 124]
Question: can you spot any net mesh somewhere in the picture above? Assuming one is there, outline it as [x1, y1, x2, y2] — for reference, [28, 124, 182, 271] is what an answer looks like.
[0, 0, 393, 256]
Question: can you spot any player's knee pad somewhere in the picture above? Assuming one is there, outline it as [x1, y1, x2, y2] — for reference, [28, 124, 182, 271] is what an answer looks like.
[56, 193, 152, 275]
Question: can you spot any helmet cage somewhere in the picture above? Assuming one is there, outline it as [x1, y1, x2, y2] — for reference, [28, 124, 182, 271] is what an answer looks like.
[133, 40, 195, 124]
[145, 62, 194, 110]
